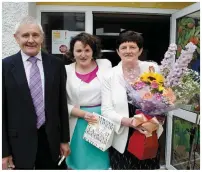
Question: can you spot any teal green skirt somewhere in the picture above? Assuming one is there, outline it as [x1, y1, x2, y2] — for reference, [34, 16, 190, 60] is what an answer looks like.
[66, 106, 110, 170]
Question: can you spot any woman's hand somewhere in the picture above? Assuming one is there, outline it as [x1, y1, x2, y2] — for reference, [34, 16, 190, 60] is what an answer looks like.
[121, 117, 134, 127]
[84, 112, 98, 124]
[121, 117, 151, 135]
[135, 126, 151, 136]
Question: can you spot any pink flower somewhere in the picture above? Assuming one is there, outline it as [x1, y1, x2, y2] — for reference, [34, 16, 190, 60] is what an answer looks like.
[154, 93, 162, 101]
[134, 81, 146, 90]
[151, 81, 159, 89]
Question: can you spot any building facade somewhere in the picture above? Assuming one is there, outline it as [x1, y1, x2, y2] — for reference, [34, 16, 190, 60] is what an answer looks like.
[2, 2, 200, 170]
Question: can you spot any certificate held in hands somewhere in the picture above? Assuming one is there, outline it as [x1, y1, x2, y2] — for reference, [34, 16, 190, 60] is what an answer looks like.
[83, 113, 115, 151]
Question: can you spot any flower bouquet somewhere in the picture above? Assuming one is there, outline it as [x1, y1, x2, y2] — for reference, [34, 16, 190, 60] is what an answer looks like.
[126, 65, 175, 160]
[127, 66, 176, 115]
[126, 42, 198, 160]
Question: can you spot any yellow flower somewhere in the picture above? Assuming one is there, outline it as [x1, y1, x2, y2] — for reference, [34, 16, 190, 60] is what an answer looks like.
[158, 85, 164, 92]
[140, 72, 165, 84]
[153, 73, 164, 84]
[140, 73, 151, 83]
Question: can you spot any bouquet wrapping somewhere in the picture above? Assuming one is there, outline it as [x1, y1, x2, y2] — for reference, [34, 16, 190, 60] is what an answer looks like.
[127, 110, 159, 160]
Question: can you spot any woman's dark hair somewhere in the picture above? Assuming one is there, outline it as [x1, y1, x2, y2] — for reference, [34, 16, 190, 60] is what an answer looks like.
[116, 30, 144, 50]
[64, 32, 102, 62]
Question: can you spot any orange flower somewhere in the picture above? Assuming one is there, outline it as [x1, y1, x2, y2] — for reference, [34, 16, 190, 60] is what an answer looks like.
[143, 92, 153, 100]
[163, 88, 176, 104]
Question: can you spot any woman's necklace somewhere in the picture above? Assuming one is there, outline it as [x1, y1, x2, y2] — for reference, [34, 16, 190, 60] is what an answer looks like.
[123, 65, 140, 84]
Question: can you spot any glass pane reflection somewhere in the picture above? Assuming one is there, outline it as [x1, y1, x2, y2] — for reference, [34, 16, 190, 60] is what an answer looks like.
[171, 116, 200, 169]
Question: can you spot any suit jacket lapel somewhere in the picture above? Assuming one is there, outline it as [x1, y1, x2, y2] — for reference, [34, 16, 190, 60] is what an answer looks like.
[41, 52, 55, 109]
[11, 52, 35, 113]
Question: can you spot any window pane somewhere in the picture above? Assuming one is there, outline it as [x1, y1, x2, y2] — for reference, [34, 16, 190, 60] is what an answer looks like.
[41, 12, 85, 61]
[171, 116, 200, 169]
[176, 11, 200, 73]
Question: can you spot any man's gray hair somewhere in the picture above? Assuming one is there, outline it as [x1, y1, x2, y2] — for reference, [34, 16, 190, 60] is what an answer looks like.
[14, 16, 44, 35]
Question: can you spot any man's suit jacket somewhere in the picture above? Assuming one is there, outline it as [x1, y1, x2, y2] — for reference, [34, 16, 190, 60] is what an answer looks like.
[2, 51, 70, 168]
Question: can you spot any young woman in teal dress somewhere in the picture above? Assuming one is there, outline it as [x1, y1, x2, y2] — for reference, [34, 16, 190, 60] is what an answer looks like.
[65, 33, 112, 169]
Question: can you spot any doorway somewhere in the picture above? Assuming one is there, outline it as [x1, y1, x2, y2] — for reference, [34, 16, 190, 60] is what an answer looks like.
[93, 13, 170, 67]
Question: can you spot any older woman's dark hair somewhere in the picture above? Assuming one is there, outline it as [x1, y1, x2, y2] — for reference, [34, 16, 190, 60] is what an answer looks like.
[116, 30, 144, 50]
[65, 32, 102, 62]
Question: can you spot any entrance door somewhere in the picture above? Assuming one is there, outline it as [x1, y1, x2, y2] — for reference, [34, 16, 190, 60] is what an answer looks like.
[93, 13, 170, 67]
[166, 2, 200, 170]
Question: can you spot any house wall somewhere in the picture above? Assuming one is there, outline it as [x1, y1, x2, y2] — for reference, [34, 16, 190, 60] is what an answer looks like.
[2, 2, 36, 58]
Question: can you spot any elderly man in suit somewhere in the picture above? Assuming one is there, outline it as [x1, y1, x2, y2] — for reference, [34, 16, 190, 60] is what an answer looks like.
[2, 16, 70, 169]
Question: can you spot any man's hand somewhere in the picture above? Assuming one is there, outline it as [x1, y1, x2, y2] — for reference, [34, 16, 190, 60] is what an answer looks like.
[2, 156, 15, 170]
[60, 143, 71, 158]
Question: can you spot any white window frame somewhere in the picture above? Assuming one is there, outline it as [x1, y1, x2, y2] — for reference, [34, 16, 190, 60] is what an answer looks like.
[166, 109, 200, 170]
[36, 5, 178, 35]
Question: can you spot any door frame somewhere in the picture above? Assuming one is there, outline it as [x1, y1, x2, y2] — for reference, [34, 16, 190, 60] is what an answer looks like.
[166, 2, 200, 170]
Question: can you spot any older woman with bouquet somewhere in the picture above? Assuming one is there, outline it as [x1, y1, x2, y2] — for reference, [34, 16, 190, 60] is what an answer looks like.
[101, 30, 163, 169]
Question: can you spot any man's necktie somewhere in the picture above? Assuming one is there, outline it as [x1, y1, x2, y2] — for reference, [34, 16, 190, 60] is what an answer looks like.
[28, 56, 45, 129]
